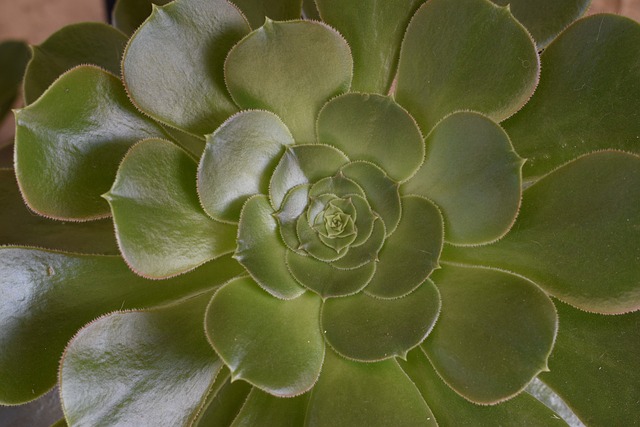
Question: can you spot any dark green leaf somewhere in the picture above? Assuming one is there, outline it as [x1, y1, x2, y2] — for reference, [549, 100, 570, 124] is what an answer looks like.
[192, 368, 252, 427]
[231, 0, 303, 29]
[0, 40, 30, 121]
[231, 388, 310, 426]
[112, 0, 172, 36]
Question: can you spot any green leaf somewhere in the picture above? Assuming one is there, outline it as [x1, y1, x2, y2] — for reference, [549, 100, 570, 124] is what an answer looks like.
[275, 184, 309, 253]
[400, 349, 569, 426]
[540, 300, 640, 426]
[443, 151, 640, 315]
[341, 161, 401, 235]
[317, 93, 424, 182]
[403, 112, 523, 245]
[269, 144, 348, 209]
[0, 247, 242, 404]
[286, 250, 376, 298]
[206, 277, 324, 397]
[0, 169, 118, 254]
[23, 23, 128, 104]
[396, 0, 539, 133]
[14, 65, 168, 220]
[305, 349, 436, 426]
[323, 279, 440, 362]
[316, 0, 423, 93]
[423, 264, 558, 404]
[236, 195, 305, 299]
[330, 217, 386, 270]
[231, 0, 303, 29]
[192, 369, 252, 427]
[365, 196, 443, 299]
[301, 0, 320, 20]
[105, 139, 236, 279]
[296, 214, 348, 262]
[504, 15, 640, 179]
[122, 0, 249, 135]
[60, 293, 221, 426]
[231, 388, 310, 426]
[198, 110, 294, 223]
[491, 0, 589, 48]
[0, 40, 30, 121]
[225, 19, 352, 143]
[112, 0, 172, 36]
[0, 388, 63, 427]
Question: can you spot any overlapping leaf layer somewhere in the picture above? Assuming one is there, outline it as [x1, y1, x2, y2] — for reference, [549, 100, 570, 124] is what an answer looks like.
[2, 0, 639, 425]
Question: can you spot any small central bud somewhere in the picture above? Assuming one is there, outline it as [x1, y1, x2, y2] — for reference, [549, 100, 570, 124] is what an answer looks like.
[324, 211, 349, 236]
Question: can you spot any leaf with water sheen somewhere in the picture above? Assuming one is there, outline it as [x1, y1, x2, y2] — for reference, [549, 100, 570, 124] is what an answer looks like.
[0, 247, 242, 404]
[443, 151, 640, 315]
[198, 110, 294, 222]
[206, 277, 324, 397]
[106, 139, 236, 279]
[396, 0, 539, 133]
[404, 112, 522, 245]
[14, 65, 169, 220]
[305, 349, 436, 426]
[225, 19, 352, 143]
[424, 265, 558, 404]
[123, 0, 249, 134]
[317, 93, 424, 182]
[60, 294, 221, 426]
[504, 15, 640, 179]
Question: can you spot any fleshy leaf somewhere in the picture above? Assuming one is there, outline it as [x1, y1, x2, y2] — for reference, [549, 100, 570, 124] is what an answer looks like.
[60, 294, 221, 426]
[330, 217, 385, 270]
[112, 0, 172, 36]
[400, 349, 568, 426]
[305, 349, 436, 426]
[302, 0, 320, 19]
[423, 264, 557, 404]
[403, 112, 523, 245]
[0, 247, 242, 404]
[269, 144, 348, 209]
[317, 93, 424, 182]
[231, 0, 303, 29]
[236, 195, 305, 299]
[504, 15, 640, 179]
[14, 65, 169, 220]
[341, 161, 401, 235]
[0, 40, 30, 121]
[316, 0, 423, 93]
[105, 139, 236, 279]
[122, 0, 249, 134]
[540, 300, 640, 426]
[296, 214, 348, 262]
[225, 19, 352, 143]
[286, 250, 375, 298]
[231, 388, 310, 426]
[198, 110, 294, 222]
[323, 279, 440, 362]
[443, 151, 640, 315]
[23, 23, 128, 104]
[490, 0, 590, 48]
[0, 388, 63, 427]
[275, 184, 309, 252]
[396, 0, 539, 133]
[192, 368, 252, 427]
[206, 277, 324, 397]
[0, 169, 118, 254]
[365, 196, 443, 299]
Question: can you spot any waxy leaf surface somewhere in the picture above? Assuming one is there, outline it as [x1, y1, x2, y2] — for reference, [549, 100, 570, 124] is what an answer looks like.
[206, 278, 324, 397]
[123, 0, 249, 134]
[424, 265, 557, 404]
[404, 112, 522, 245]
[60, 294, 221, 426]
[225, 19, 352, 143]
[198, 110, 294, 222]
[540, 300, 640, 426]
[106, 139, 236, 278]
[305, 350, 436, 426]
[231, 388, 309, 426]
[444, 151, 640, 314]
[231, 0, 303, 29]
[0, 247, 242, 404]
[23, 23, 128, 104]
[396, 0, 539, 133]
[15, 66, 168, 220]
[316, 0, 423, 93]
[504, 15, 640, 179]
[193, 368, 252, 427]
[400, 349, 568, 426]
[317, 93, 424, 182]
[323, 279, 440, 361]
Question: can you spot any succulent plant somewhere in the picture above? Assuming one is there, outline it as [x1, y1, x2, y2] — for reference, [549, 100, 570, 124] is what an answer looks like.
[1, 0, 639, 425]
